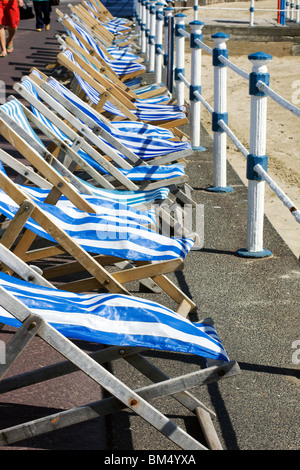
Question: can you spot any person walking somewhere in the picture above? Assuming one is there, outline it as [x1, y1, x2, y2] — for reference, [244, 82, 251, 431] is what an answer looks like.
[33, 0, 51, 31]
[0, 0, 24, 57]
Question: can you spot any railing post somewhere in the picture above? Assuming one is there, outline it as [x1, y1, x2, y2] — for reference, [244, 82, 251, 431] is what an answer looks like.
[174, 13, 186, 106]
[145, 1, 151, 62]
[238, 52, 273, 258]
[193, 0, 198, 20]
[148, 1, 157, 72]
[163, 6, 174, 87]
[207, 32, 233, 193]
[136, 0, 142, 47]
[189, 20, 205, 151]
[249, 0, 255, 27]
[141, 0, 147, 54]
[155, 2, 164, 84]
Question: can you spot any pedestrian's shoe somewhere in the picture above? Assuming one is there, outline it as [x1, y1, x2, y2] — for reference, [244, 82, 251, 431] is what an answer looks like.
[45, 24, 50, 31]
[36, 28, 42, 32]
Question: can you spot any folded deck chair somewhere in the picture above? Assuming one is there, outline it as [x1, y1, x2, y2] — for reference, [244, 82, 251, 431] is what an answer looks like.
[0, 169, 197, 316]
[0, 242, 240, 450]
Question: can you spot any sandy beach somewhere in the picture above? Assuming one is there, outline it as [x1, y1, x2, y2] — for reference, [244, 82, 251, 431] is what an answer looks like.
[181, 0, 300, 259]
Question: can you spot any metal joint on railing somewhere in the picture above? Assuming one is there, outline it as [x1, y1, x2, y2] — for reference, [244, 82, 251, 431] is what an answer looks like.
[212, 113, 228, 132]
[212, 48, 229, 67]
[175, 68, 185, 81]
[190, 85, 201, 102]
[247, 154, 268, 181]
[249, 72, 270, 96]
[191, 32, 202, 48]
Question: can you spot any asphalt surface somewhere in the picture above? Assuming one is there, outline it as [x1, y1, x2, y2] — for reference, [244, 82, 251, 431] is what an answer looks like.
[0, 1, 299, 452]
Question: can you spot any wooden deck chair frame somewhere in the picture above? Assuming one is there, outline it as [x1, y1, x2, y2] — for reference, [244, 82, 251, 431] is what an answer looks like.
[4, 89, 196, 247]
[77, 2, 133, 36]
[0, 244, 240, 450]
[56, 33, 167, 103]
[22, 72, 194, 202]
[81, 0, 135, 28]
[70, 3, 135, 47]
[56, 47, 189, 139]
[66, 5, 142, 81]
[12, 77, 201, 250]
[0, 165, 197, 316]
[0, 93, 201, 260]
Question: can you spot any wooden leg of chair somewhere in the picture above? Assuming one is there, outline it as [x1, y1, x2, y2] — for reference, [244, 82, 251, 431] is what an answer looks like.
[195, 407, 223, 450]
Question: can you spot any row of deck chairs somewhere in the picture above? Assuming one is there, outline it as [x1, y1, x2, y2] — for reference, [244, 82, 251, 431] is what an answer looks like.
[0, 0, 240, 450]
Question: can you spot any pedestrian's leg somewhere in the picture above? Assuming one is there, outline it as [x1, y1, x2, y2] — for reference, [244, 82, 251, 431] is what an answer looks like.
[6, 26, 16, 52]
[43, 0, 51, 30]
[33, 1, 44, 30]
[0, 25, 7, 56]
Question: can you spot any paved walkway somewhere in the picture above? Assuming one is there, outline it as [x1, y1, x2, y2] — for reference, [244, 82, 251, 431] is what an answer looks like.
[0, 1, 299, 451]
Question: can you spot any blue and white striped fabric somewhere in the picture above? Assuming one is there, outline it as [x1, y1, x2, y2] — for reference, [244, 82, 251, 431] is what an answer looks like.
[44, 78, 191, 159]
[62, 50, 187, 122]
[65, 17, 145, 76]
[0, 271, 229, 361]
[20, 185, 156, 226]
[69, 12, 137, 59]
[9, 84, 186, 181]
[44, 75, 175, 140]
[0, 188, 195, 261]
[0, 107, 171, 208]
[62, 23, 169, 103]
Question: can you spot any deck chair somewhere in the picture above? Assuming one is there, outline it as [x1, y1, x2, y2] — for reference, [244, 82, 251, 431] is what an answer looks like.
[64, 5, 145, 82]
[13, 77, 198, 242]
[24, 72, 192, 171]
[55, 7, 140, 67]
[56, 32, 170, 106]
[54, 12, 177, 104]
[57, 49, 190, 142]
[82, 0, 134, 29]
[0, 166, 198, 316]
[69, 3, 136, 51]
[63, 9, 142, 63]
[56, 30, 170, 105]
[4, 88, 194, 216]
[0, 96, 199, 249]
[85, 0, 133, 26]
[21, 72, 196, 208]
[0, 242, 240, 449]
[56, 47, 189, 134]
